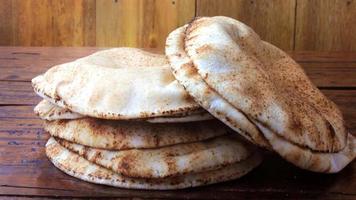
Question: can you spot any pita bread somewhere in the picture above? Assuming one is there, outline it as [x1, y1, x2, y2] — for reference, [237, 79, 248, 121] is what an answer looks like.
[34, 99, 83, 121]
[35, 99, 213, 123]
[44, 118, 228, 150]
[32, 48, 208, 120]
[57, 135, 255, 178]
[146, 111, 213, 123]
[167, 16, 354, 172]
[166, 25, 270, 149]
[46, 137, 262, 190]
[256, 122, 355, 173]
[183, 16, 346, 153]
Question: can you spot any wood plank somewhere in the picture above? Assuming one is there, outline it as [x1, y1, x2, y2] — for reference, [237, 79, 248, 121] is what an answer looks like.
[1, 68, 356, 108]
[196, 0, 296, 50]
[0, 0, 13, 45]
[0, 81, 39, 105]
[0, 47, 103, 81]
[1, 48, 355, 87]
[295, 0, 356, 51]
[303, 62, 356, 87]
[11, 0, 96, 46]
[290, 51, 356, 63]
[95, 0, 195, 49]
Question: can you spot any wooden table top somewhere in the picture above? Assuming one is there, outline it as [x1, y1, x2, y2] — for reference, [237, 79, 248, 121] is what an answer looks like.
[0, 47, 355, 199]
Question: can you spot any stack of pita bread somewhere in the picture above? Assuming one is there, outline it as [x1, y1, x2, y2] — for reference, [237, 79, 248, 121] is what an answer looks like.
[32, 16, 355, 190]
[32, 48, 262, 189]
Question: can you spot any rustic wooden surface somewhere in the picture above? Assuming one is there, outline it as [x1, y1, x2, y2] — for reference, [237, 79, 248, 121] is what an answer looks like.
[0, 47, 355, 199]
[1, 0, 356, 51]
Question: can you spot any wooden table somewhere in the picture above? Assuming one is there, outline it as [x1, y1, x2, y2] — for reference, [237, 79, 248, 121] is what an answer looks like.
[0, 47, 355, 199]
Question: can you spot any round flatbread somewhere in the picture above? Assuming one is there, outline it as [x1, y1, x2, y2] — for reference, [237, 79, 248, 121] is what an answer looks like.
[44, 118, 228, 150]
[166, 25, 270, 148]
[57, 134, 255, 178]
[183, 16, 346, 152]
[166, 16, 354, 173]
[46, 137, 262, 190]
[146, 111, 213, 123]
[34, 99, 213, 123]
[256, 122, 355, 173]
[32, 48, 208, 120]
[34, 99, 83, 121]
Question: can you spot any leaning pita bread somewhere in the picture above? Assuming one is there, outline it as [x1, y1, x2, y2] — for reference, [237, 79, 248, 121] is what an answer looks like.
[166, 25, 270, 149]
[183, 16, 346, 152]
[32, 48, 208, 120]
[57, 135, 255, 178]
[46, 137, 262, 190]
[44, 118, 228, 150]
[256, 122, 355, 173]
[167, 16, 353, 172]
[34, 99, 213, 123]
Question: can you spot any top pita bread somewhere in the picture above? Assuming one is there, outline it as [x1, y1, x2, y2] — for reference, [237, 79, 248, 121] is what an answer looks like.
[166, 16, 354, 173]
[32, 48, 207, 120]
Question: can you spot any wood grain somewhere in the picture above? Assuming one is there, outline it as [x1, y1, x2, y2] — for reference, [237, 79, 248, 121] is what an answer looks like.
[1, 0, 356, 51]
[11, 0, 96, 46]
[96, 0, 195, 49]
[1, 48, 356, 88]
[196, 0, 296, 50]
[0, 0, 13, 45]
[295, 0, 356, 51]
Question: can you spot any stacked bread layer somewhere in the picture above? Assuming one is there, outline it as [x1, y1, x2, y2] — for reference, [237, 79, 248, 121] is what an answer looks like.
[33, 48, 262, 189]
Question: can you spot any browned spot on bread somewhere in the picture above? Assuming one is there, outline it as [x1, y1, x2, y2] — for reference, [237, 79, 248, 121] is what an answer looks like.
[181, 62, 198, 76]
[196, 44, 214, 55]
[118, 153, 137, 176]
[185, 17, 209, 36]
[92, 151, 103, 162]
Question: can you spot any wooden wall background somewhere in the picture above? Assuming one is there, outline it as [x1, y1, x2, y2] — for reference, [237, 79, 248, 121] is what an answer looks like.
[0, 0, 355, 51]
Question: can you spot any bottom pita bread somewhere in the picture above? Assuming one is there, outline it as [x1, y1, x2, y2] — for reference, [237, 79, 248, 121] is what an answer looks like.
[46, 137, 262, 190]
[57, 135, 254, 178]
